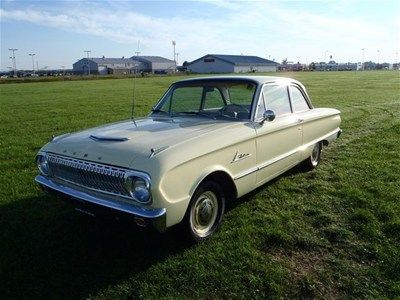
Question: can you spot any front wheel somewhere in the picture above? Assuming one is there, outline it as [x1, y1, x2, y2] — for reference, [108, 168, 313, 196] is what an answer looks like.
[184, 181, 225, 242]
[302, 142, 322, 170]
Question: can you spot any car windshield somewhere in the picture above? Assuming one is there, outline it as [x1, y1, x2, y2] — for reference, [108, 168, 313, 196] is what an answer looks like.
[151, 80, 257, 120]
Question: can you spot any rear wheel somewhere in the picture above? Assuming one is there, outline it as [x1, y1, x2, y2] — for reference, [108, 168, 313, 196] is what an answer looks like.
[302, 142, 322, 170]
[184, 181, 225, 242]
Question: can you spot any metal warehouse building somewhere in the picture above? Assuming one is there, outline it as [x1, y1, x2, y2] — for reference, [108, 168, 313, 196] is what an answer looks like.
[186, 54, 278, 73]
[73, 56, 175, 75]
[130, 56, 176, 73]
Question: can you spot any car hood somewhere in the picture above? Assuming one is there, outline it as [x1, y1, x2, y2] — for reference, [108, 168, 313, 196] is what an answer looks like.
[41, 117, 237, 168]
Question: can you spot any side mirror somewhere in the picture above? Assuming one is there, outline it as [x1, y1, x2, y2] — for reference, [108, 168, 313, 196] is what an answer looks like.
[261, 110, 276, 124]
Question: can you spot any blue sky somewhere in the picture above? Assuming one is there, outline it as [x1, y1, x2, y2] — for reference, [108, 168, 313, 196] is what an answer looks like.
[1, 0, 399, 70]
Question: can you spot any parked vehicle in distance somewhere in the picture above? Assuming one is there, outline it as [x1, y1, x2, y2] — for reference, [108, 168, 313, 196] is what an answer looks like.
[35, 76, 341, 241]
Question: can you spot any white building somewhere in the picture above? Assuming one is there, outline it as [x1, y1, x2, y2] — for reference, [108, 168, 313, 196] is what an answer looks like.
[186, 54, 278, 73]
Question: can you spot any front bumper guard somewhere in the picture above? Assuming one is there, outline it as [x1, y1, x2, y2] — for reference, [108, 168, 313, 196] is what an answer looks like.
[35, 175, 166, 232]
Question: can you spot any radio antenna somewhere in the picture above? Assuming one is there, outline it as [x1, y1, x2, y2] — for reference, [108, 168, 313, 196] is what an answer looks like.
[131, 67, 137, 127]
[131, 42, 141, 126]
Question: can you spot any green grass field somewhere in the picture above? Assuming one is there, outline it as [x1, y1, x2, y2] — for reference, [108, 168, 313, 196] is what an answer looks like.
[1, 71, 399, 299]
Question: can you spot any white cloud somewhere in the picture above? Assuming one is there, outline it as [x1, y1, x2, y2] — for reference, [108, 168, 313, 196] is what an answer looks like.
[1, 0, 399, 69]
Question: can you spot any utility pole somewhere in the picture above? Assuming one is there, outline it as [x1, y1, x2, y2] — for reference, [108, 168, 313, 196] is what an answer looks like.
[8, 48, 18, 77]
[84, 50, 91, 75]
[324, 50, 328, 71]
[172, 41, 176, 73]
[29, 53, 36, 74]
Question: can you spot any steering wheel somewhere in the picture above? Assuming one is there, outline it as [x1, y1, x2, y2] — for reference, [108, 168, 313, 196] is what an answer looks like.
[220, 104, 250, 118]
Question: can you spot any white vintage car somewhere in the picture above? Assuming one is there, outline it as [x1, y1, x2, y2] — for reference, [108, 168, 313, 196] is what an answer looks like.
[35, 76, 341, 241]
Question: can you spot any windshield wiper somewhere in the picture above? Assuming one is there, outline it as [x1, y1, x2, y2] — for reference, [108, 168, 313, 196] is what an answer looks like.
[175, 111, 214, 119]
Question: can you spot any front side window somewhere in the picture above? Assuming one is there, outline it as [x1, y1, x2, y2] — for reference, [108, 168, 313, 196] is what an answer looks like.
[261, 85, 292, 117]
[290, 86, 310, 112]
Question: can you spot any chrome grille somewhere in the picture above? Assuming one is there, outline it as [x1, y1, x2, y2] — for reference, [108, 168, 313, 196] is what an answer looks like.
[47, 153, 129, 197]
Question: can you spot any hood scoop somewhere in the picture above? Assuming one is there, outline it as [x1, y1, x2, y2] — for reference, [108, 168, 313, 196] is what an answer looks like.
[90, 134, 130, 142]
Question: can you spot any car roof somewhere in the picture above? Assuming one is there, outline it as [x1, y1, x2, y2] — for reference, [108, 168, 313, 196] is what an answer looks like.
[173, 75, 302, 86]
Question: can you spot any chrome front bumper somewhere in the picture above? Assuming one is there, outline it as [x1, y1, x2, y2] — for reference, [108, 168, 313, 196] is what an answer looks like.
[35, 175, 166, 232]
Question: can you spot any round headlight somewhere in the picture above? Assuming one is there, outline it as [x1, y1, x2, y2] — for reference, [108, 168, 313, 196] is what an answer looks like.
[124, 175, 151, 203]
[132, 178, 151, 203]
[37, 155, 50, 176]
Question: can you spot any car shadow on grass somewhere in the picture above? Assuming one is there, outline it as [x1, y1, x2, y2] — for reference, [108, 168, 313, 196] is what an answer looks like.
[0, 194, 190, 299]
[1, 165, 308, 299]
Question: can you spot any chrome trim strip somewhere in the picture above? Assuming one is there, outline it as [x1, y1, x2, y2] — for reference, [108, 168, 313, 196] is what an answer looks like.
[234, 167, 258, 180]
[35, 175, 165, 219]
[233, 128, 341, 181]
[257, 148, 298, 171]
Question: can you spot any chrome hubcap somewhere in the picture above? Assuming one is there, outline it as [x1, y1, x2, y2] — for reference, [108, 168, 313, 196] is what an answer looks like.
[190, 191, 218, 237]
[311, 143, 320, 165]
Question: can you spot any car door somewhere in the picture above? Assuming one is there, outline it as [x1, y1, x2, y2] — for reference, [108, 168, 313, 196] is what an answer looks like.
[254, 83, 302, 186]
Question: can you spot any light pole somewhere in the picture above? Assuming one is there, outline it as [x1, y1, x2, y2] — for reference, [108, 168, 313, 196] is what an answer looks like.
[324, 50, 328, 71]
[362, 48, 365, 71]
[172, 41, 176, 73]
[134, 51, 140, 74]
[29, 53, 36, 74]
[8, 48, 18, 77]
[377, 50, 380, 66]
[84, 50, 91, 75]
[176, 53, 180, 66]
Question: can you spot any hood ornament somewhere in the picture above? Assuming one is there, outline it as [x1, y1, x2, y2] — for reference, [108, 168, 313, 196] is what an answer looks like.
[149, 146, 169, 158]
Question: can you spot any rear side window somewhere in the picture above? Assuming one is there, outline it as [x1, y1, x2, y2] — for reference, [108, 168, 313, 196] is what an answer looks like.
[290, 86, 310, 112]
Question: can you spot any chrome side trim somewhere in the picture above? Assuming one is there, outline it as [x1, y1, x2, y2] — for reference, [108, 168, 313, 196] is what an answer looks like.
[234, 167, 258, 180]
[257, 148, 298, 171]
[35, 175, 165, 219]
[233, 128, 341, 181]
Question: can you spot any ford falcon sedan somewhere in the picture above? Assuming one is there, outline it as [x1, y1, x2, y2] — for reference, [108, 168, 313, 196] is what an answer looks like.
[35, 76, 341, 241]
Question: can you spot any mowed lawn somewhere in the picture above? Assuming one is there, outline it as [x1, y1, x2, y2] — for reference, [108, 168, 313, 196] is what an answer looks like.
[0, 71, 399, 299]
